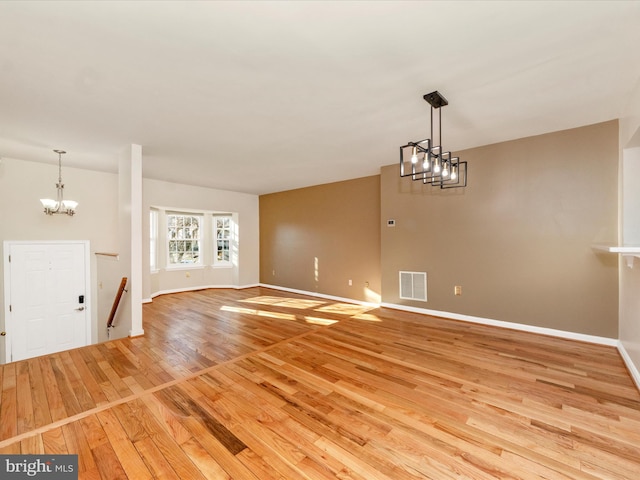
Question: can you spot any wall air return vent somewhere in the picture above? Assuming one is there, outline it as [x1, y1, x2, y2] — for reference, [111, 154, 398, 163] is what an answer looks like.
[399, 271, 427, 302]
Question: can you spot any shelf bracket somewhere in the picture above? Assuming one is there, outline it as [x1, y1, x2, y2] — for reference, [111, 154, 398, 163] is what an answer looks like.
[623, 255, 637, 268]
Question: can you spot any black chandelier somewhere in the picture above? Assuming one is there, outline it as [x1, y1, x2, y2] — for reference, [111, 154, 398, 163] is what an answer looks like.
[399, 91, 467, 188]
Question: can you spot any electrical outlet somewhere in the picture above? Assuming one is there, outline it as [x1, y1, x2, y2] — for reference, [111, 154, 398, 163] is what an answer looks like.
[186, 271, 191, 278]
[348, 279, 352, 286]
[454, 285, 462, 296]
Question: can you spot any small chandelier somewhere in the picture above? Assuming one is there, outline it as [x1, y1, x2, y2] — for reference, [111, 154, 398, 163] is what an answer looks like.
[40, 149, 78, 216]
[399, 91, 467, 188]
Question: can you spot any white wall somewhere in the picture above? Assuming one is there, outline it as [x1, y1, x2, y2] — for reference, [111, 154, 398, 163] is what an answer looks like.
[619, 83, 640, 387]
[142, 178, 259, 300]
[0, 157, 120, 360]
[0, 155, 261, 364]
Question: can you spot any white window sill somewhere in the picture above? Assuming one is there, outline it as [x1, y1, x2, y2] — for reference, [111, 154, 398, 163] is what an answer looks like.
[211, 263, 233, 269]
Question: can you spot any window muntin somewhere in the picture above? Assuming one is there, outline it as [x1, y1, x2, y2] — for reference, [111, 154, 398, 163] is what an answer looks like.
[167, 213, 202, 265]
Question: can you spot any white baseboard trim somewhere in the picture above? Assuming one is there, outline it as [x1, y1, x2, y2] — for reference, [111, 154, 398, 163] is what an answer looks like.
[259, 284, 619, 347]
[380, 302, 618, 347]
[148, 283, 260, 301]
[128, 328, 145, 338]
[258, 283, 380, 308]
[150, 285, 236, 298]
[617, 341, 640, 391]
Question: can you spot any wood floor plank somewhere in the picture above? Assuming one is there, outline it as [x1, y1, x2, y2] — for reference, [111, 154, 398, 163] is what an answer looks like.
[181, 437, 232, 480]
[16, 360, 34, 434]
[39, 356, 70, 422]
[60, 350, 97, 411]
[49, 355, 83, 417]
[0, 363, 17, 439]
[20, 433, 43, 454]
[179, 417, 261, 480]
[134, 394, 210, 480]
[0, 442, 21, 455]
[134, 435, 180, 479]
[96, 408, 153, 480]
[68, 349, 110, 407]
[138, 393, 193, 446]
[91, 441, 128, 480]
[42, 427, 69, 454]
[236, 447, 290, 480]
[62, 421, 97, 475]
[106, 405, 145, 450]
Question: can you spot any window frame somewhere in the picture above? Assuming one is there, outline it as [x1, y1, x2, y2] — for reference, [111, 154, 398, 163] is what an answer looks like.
[213, 214, 233, 267]
[166, 212, 203, 268]
[150, 209, 159, 272]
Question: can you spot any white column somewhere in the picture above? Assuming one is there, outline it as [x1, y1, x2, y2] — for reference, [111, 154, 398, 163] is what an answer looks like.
[129, 144, 144, 337]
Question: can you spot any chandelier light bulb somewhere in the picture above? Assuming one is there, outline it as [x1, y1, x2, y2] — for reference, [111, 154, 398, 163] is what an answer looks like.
[442, 161, 449, 177]
[434, 158, 441, 174]
[410, 146, 418, 164]
[451, 165, 458, 181]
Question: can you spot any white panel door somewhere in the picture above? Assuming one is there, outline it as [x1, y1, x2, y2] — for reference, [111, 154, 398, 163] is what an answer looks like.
[8, 242, 88, 362]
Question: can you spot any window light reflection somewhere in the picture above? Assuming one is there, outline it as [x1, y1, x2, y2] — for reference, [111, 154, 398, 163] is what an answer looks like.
[352, 313, 382, 322]
[316, 303, 374, 316]
[240, 296, 283, 305]
[229, 295, 383, 324]
[220, 305, 297, 321]
[365, 287, 381, 304]
[304, 317, 339, 326]
[241, 296, 326, 309]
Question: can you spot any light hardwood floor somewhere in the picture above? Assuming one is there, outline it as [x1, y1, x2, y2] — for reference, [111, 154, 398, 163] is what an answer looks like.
[1, 287, 639, 479]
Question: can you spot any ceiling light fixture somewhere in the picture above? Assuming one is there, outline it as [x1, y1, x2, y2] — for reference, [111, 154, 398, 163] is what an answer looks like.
[40, 149, 78, 216]
[399, 91, 467, 188]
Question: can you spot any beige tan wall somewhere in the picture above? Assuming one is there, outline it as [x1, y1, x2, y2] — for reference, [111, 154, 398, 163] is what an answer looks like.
[381, 121, 619, 338]
[260, 176, 381, 303]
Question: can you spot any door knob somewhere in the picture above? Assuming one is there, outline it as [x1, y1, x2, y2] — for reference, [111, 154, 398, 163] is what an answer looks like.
[75, 306, 85, 311]
[0, 331, 5, 336]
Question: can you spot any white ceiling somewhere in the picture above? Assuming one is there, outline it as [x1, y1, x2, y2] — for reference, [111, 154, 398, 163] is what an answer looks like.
[1, 1, 639, 195]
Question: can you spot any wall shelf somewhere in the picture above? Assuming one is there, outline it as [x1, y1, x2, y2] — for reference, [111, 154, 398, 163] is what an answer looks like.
[95, 252, 120, 260]
[592, 244, 640, 268]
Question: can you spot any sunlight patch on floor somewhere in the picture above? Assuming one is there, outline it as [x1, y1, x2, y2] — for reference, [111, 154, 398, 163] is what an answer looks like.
[242, 296, 326, 309]
[240, 296, 290, 305]
[235, 296, 380, 323]
[304, 316, 339, 326]
[221, 305, 297, 321]
[279, 299, 327, 309]
[315, 303, 375, 316]
[351, 312, 382, 322]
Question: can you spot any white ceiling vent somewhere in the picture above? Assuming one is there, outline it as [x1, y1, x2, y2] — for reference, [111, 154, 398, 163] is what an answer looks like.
[399, 271, 427, 302]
